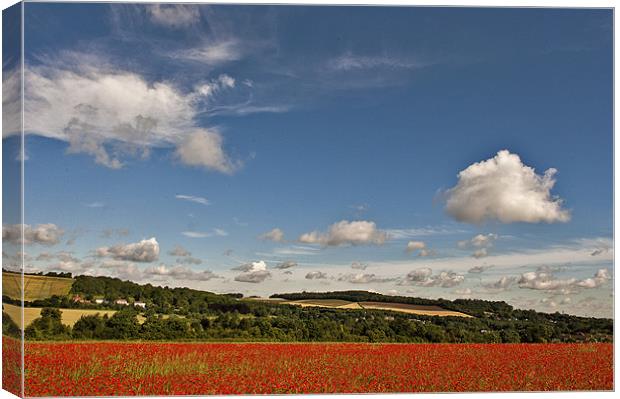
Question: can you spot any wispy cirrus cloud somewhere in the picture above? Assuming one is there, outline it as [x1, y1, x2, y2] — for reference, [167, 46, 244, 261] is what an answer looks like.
[147, 4, 201, 29]
[327, 52, 432, 71]
[385, 226, 468, 240]
[182, 229, 228, 238]
[175, 194, 210, 206]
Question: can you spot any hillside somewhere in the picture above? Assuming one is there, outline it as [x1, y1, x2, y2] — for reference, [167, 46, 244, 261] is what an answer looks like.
[2, 271, 74, 301]
[1, 275, 613, 344]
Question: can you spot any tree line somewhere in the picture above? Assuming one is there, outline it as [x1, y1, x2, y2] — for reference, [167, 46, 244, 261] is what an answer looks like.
[2, 275, 613, 343]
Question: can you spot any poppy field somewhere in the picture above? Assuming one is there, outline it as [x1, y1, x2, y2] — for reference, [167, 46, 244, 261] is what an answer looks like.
[3, 337, 612, 396]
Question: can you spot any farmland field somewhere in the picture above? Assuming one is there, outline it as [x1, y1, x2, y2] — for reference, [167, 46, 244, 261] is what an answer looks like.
[9, 337, 612, 396]
[2, 272, 73, 301]
[275, 298, 472, 317]
[2, 303, 117, 329]
[359, 302, 474, 318]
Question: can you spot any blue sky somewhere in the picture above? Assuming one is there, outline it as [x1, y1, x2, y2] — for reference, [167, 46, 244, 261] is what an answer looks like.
[2, 4, 613, 317]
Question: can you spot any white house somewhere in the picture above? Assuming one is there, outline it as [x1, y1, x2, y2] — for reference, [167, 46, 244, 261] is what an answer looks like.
[115, 299, 129, 306]
[94, 299, 105, 304]
[134, 301, 146, 309]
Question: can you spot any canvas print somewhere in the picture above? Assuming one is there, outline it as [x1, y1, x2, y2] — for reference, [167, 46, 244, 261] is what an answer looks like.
[1, 2, 614, 397]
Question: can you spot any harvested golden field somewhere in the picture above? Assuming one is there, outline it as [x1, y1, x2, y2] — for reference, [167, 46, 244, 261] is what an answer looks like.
[359, 302, 472, 318]
[273, 298, 472, 317]
[285, 299, 353, 307]
[338, 302, 364, 309]
[2, 303, 117, 330]
[2, 272, 73, 301]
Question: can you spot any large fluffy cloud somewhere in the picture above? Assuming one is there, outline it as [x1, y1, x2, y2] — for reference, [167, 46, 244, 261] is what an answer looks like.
[444, 150, 570, 224]
[19, 56, 240, 172]
[299, 220, 388, 246]
[3, 224, 64, 246]
[96, 238, 160, 262]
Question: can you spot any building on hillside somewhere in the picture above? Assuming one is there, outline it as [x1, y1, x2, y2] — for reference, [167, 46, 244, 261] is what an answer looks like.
[114, 299, 129, 306]
[94, 298, 105, 304]
[134, 301, 146, 309]
[72, 295, 89, 304]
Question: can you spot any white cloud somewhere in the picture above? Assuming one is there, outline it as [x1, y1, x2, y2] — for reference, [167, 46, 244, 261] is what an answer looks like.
[234, 270, 271, 283]
[468, 265, 492, 273]
[401, 268, 465, 288]
[233, 261, 271, 283]
[147, 4, 200, 28]
[406, 240, 426, 253]
[259, 228, 285, 242]
[576, 269, 611, 289]
[3, 224, 64, 246]
[305, 271, 328, 280]
[96, 237, 159, 262]
[338, 273, 396, 284]
[453, 288, 472, 296]
[2, 66, 20, 138]
[385, 226, 468, 239]
[403, 267, 433, 283]
[299, 220, 388, 246]
[482, 276, 517, 291]
[327, 52, 430, 71]
[99, 260, 143, 280]
[232, 261, 267, 273]
[274, 261, 297, 270]
[472, 248, 488, 259]
[50, 259, 95, 275]
[143, 264, 219, 281]
[177, 256, 202, 265]
[182, 229, 228, 238]
[173, 40, 242, 66]
[20, 57, 240, 172]
[418, 249, 435, 257]
[270, 246, 320, 256]
[518, 271, 576, 291]
[174, 130, 239, 173]
[194, 74, 236, 98]
[175, 194, 210, 206]
[444, 150, 570, 224]
[458, 233, 498, 249]
[351, 261, 368, 270]
[584, 238, 614, 257]
[168, 245, 191, 257]
[182, 231, 209, 238]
